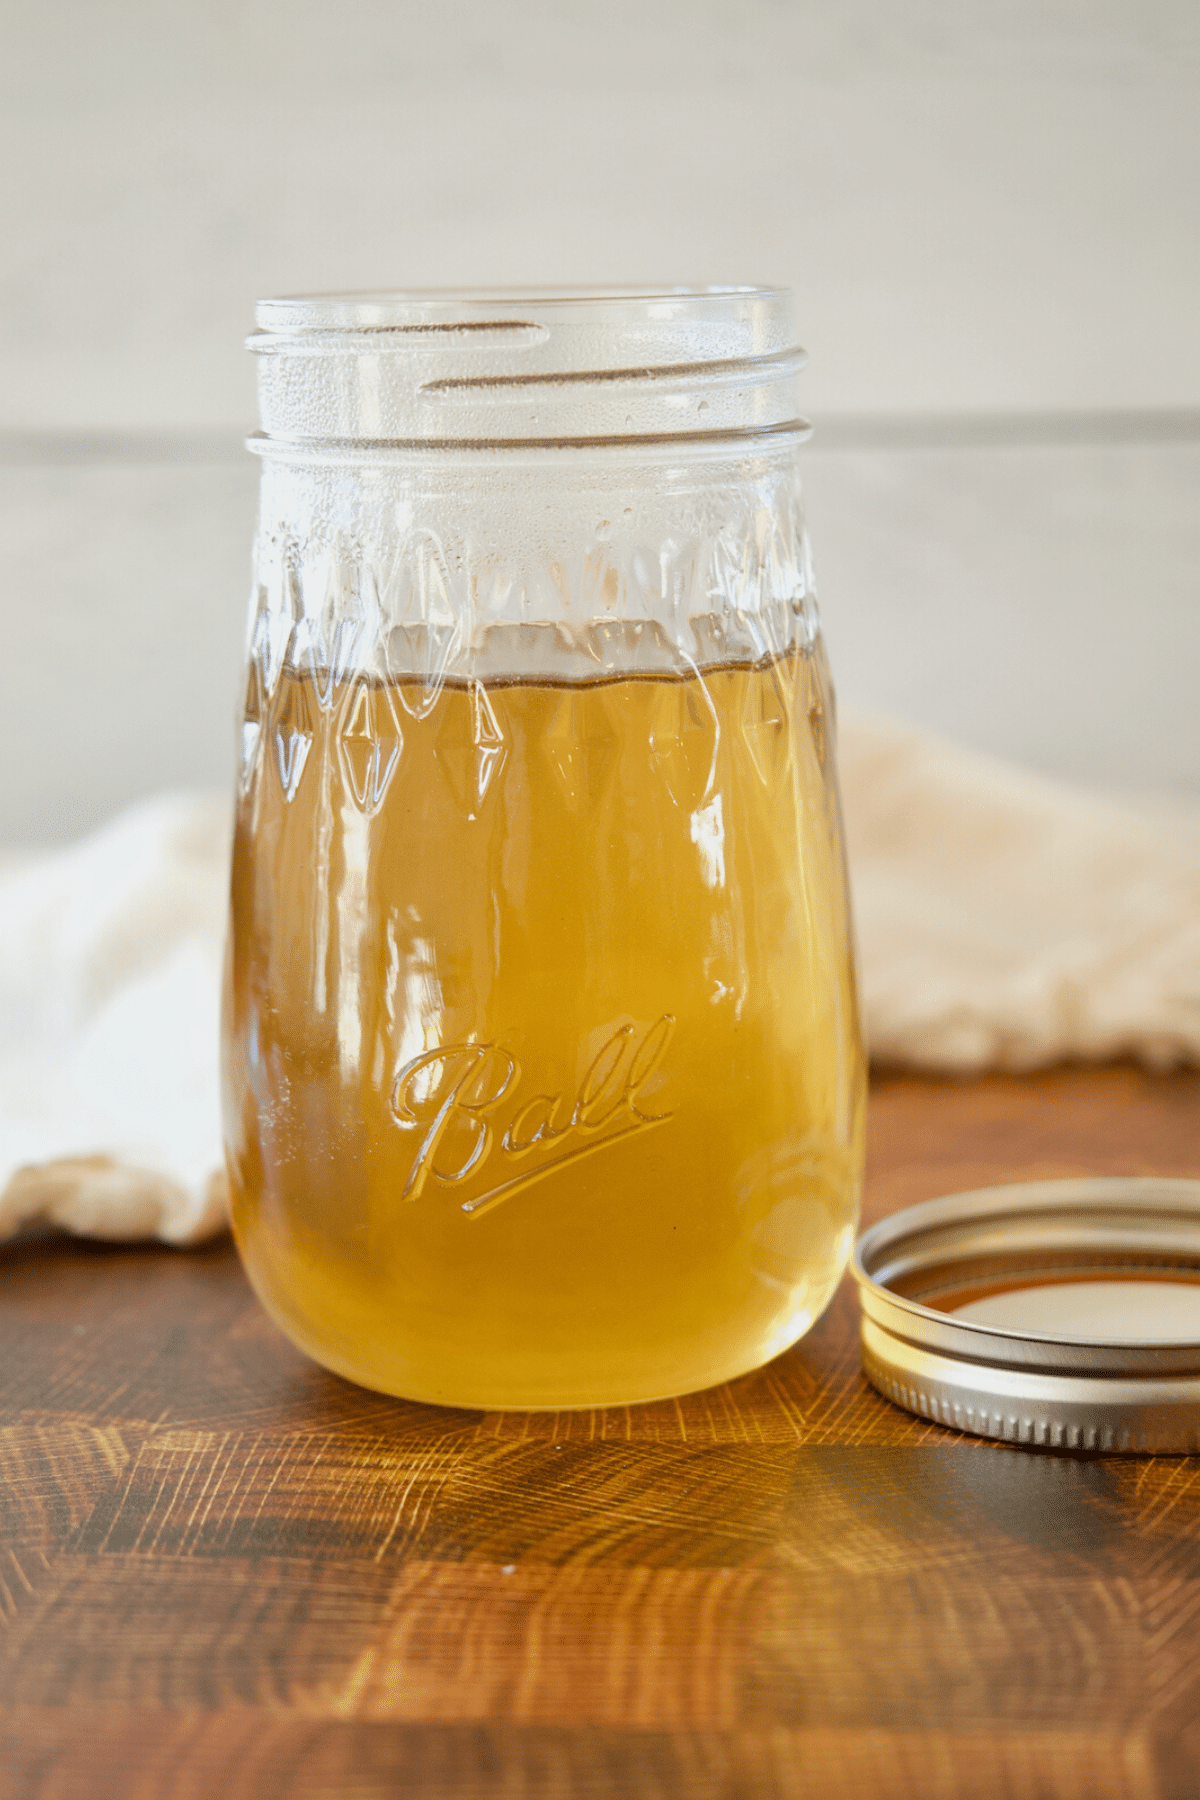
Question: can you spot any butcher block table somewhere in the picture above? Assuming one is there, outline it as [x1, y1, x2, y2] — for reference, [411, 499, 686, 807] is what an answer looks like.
[3, 1065, 1200, 1800]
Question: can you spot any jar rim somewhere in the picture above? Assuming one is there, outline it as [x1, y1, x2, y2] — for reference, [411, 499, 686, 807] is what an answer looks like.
[254, 285, 790, 333]
[250, 285, 806, 447]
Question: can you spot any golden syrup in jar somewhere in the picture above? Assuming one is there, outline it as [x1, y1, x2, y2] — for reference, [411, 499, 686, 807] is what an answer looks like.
[222, 646, 865, 1408]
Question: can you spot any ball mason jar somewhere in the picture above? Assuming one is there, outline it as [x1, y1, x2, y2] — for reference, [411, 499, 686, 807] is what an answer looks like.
[222, 288, 865, 1409]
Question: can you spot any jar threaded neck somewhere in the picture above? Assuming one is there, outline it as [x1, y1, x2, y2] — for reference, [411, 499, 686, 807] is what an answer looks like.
[249, 287, 808, 449]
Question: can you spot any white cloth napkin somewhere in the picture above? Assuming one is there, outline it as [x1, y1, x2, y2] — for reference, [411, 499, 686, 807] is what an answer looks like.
[842, 716, 1200, 1073]
[2, 720, 1198, 1245]
[0, 795, 229, 1245]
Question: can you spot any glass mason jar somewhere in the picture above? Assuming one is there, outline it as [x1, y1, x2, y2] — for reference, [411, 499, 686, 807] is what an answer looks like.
[222, 288, 865, 1410]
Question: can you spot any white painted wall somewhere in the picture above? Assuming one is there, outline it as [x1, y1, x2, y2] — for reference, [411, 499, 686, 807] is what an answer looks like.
[2, 1, 1197, 840]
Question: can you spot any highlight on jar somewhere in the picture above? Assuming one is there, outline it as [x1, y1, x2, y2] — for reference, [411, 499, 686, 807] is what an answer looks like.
[221, 287, 867, 1410]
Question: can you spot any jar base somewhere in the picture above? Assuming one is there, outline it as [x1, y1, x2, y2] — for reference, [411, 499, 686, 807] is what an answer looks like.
[239, 1262, 845, 1414]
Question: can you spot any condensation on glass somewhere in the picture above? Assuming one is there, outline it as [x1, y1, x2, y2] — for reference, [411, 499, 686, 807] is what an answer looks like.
[221, 288, 866, 1409]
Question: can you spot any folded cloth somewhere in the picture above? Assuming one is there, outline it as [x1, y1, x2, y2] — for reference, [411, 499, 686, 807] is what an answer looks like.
[2, 721, 1198, 1245]
[0, 794, 230, 1245]
[840, 717, 1200, 1074]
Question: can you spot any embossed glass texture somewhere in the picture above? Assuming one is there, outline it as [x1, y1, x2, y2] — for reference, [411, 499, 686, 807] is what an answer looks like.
[222, 289, 866, 1408]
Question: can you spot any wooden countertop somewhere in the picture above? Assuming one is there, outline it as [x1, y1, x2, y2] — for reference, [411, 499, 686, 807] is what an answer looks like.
[3, 1065, 1199, 1800]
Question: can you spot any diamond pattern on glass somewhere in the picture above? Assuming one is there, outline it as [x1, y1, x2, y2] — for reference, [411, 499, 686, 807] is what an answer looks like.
[294, 555, 380, 711]
[337, 677, 404, 814]
[268, 676, 319, 804]
[740, 658, 792, 788]
[542, 689, 619, 814]
[648, 679, 719, 813]
[434, 679, 507, 816]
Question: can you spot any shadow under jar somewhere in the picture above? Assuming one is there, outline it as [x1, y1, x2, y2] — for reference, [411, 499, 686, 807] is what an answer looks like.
[222, 287, 865, 1410]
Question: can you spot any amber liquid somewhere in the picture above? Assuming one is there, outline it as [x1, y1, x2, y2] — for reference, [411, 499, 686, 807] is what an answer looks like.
[222, 647, 865, 1408]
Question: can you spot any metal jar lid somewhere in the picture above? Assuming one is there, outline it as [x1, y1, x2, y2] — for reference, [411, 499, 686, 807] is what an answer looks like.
[852, 1177, 1200, 1454]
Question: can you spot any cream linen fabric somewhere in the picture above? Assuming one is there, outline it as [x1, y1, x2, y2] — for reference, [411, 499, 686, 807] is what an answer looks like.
[0, 795, 230, 1245]
[841, 717, 1200, 1072]
[2, 721, 1198, 1245]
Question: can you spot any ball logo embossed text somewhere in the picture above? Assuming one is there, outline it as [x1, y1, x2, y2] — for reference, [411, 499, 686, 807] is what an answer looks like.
[389, 1016, 676, 1216]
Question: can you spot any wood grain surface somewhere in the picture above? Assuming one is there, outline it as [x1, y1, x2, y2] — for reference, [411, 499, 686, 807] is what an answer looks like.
[2, 1065, 1199, 1800]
